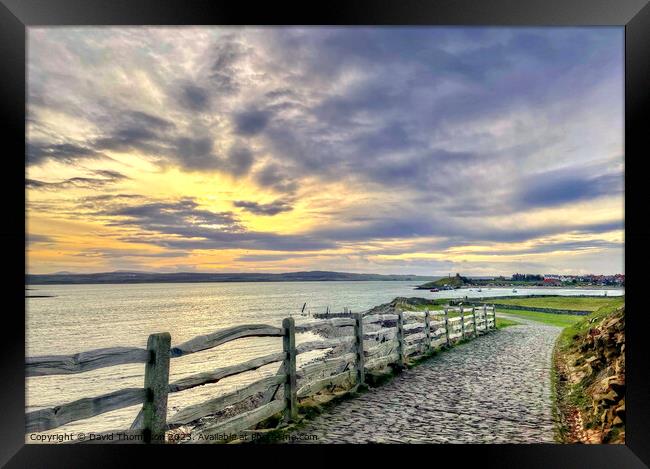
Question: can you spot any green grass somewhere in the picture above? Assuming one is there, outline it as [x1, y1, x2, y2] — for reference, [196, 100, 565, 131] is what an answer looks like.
[498, 309, 584, 327]
[417, 276, 466, 289]
[397, 299, 451, 310]
[557, 297, 625, 349]
[493, 296, 616, 311]
[496, 317, 521, 328]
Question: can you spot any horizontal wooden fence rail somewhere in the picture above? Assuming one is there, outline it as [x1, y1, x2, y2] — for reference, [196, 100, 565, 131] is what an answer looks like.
[25, 303, 498, 443]
[26, 347, 151, 377]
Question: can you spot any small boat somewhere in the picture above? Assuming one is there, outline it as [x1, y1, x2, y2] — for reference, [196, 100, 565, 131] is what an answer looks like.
[512, 288, 518, 293]
[477, 288, 482, 292]
[430, 288, 439, 292]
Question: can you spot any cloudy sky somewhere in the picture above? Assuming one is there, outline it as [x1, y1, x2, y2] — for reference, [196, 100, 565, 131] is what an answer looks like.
[26, 27, 624, 276]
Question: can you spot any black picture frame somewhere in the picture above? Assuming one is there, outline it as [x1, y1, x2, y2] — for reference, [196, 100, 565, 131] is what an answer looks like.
[2, 0, 648, 467]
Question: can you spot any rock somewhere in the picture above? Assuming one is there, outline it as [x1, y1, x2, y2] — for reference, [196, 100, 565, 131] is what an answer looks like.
[609, 381, 625, 396]
[615, 401, 625, 416]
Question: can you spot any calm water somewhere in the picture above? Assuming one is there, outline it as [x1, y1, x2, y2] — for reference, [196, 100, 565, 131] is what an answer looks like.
[26, 281, 623, 436]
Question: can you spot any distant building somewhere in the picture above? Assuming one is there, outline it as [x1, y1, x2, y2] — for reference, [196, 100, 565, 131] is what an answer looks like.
[543, 278, 561, 286]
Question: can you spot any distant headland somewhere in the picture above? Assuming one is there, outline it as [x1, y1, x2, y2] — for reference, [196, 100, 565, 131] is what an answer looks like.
[26, 270, 438, 285]
[415, 273, 625, 290]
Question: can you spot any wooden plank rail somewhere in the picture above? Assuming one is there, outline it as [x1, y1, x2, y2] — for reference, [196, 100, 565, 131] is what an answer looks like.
[297, 353, 356, 380]
[364, 339, 399, 359]
[295, 336, 356, 355]
[26, 388, 148, 433]
[363, 327, 397, 342]
[297, 369, 355, 398]
[403, 322, 425, 334]
[404, 332, 427, 344]
[170, 324, 284, 358]
[167, 374, 287, 427]
[183, 399, 287, 444]
[168, 352, 286, 393]
[294, 317, 356, 333]
[365, 352, 400, 371]
[362, 313, 398, 325]
[405, 343, 427, 357]
[26, 347, 150, 377]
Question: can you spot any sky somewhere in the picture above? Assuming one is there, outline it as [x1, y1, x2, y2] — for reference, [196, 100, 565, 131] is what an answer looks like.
[26, 27, 624, 276]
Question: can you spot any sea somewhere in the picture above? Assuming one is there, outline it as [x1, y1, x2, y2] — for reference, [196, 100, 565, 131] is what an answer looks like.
[25, 281, 623, 437]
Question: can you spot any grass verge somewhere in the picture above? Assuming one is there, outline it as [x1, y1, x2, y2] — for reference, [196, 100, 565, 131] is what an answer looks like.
[552, 297, 625, 443]
[497, 308, 584, 328]
[495, 317, 520, 328]
[492, 296, 617, 311]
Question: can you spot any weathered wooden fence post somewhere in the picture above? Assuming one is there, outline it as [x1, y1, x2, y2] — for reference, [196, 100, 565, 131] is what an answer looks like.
[282, 317, 297, 423]
[143, 332, 171, 444]
[353, 312, 365, 386]
[460, 306, 465, 339]
[483, 304, 488, 332]
[397, 310, 405, 368]
[493, 304, 497, 329]
[444, 307, 450, 347]
[424, 309, 431, 354]
[472, 307, 478, 336]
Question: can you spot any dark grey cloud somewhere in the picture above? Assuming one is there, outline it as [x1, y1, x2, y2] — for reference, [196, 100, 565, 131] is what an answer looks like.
[225, 146, 254, 176]
[236, 253, 319, 262]
[27, 142, 106, 165]
[91, 110, 175, 158]
[233, 198, 293, 216]
[72, 247, 187, 259]
[172, 136, 217, 169]
[209, 36, 250, 94]
[308, 213, 623, 246]
[104, 198, 242, 232]
[518, 168, 624, 208]
[470, 239, 622, 257]
[233, 109, 272, 136]
[177, 83, 211, 111]
[93, 197, 332, 251]
[254, 163, 298, 193]
[26, 169, 129, 190]
[92, 112, 227, 172]
[26, 233, 55, 245]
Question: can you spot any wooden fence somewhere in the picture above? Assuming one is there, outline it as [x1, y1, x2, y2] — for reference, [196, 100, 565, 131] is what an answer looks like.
[25, 304, 497, 444]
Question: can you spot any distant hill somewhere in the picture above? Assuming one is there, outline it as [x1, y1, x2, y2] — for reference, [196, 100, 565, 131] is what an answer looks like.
[415, 273, 471, 289]
[26, 270, 439, 285]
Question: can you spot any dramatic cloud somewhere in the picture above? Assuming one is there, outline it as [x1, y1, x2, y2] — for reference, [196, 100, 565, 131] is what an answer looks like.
[26, 27, 624, 274]
[233, 198, 294, 215]
[91, 197, 333, 252]
[26, 170, 129, 190]
[233, 109, 272, 136]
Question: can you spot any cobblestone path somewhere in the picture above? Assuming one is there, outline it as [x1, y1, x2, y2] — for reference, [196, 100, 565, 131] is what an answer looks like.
[287, 320, 561, 443]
